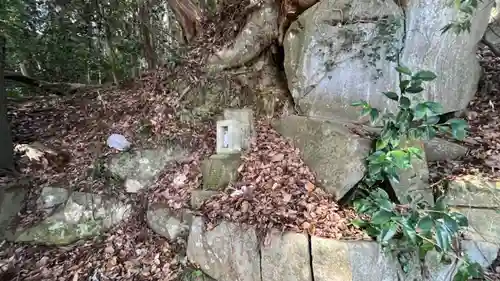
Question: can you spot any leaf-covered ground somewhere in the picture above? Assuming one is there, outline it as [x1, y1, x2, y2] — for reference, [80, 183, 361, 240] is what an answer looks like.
[3, 12, 500, 280]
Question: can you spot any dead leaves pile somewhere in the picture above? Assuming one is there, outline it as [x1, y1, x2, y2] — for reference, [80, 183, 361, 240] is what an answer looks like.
[202, 121, 367, 240]
[0, 212, 186, 281]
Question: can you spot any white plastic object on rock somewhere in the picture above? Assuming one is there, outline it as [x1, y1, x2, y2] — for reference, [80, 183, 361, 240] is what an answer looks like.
[106, 134, 131, 151]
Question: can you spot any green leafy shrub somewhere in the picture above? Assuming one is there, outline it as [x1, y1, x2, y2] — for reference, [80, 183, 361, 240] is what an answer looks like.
[350, 66, 483, 281]
[442, 0, 484, 34]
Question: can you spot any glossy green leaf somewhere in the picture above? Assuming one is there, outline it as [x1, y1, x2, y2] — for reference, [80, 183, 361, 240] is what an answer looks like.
[419, 240, 435, 258]
[425, 115, 440, 125]
[405, 84, 424, 93]
[420, 125, 437, 140]
[379, 222, 398, 242]
[435, 222, 452, 252]
[443, 213, 460, 233]
[450, 212, 468, 227]
[395, 65, 412, 75]
[400, 80, 411, 92]
[374, 188, 390, 200]
[365, 225, 381, 237]
[370, 108, 379, 123]
[453, 269, 468, 281]
[389, 150, 409, 169]
[361, 107, 371, 117]
[351, 100, 366, 107]
[375, 138, 388, 150]
[407, 147, 422, 157]
[446, 118, 468, 129]
[383, 91, 399, 101]
[399, 96, 411, 109]
[401, 218, 417, 244]
[351, 219, 367, 228]
[414, 103, 427, 120]
[434, 196, 447, 211]
[413, 70, 437, 81]
[417, 215, 433, 234]
[466, 262, 484, 278]
[447, 118, 469, 140]
[437, 124, 451, 133]
[368, 164, 383, 178]
[424, 102, 443, 115]
[386, 168, 400, 183]
[371, 210, 394, 225]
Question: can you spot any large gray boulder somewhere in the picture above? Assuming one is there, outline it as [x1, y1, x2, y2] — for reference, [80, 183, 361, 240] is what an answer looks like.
[284, 0, 492, 121]
[401, 0, 491, 115]
[273, 115, 371, 199]
[107, 144, 189, 193]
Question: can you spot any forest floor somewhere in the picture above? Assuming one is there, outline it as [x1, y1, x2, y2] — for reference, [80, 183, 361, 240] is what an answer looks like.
[2, 38, 500, 281]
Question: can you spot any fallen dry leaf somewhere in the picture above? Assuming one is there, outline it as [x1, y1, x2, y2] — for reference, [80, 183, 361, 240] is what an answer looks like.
[271, 153, 285, 162]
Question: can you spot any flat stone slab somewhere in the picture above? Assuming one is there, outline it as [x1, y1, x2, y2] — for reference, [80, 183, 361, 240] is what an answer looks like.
[311, 238, 408, 281]
[261, 230, 312, 281]
[190, 190, 219, 209]
[273, 115, 371, 199]
[452, 207, 500, 243]
[187, 218, 498, 281]
[187, 217, 260, 281]
[146, 204, 192, 241]
[424, 138, 468, 162]
[201, 154, 242, 190]
[446, 176, 500, 208]
[446, 176, 500, 243]
[425, 240, 499, 281]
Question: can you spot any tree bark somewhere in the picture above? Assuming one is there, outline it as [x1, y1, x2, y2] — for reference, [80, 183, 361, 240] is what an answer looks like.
[139, 0, 157, 69]
[166, 0, 202, 43]
[19, 61, 30, 76]
[0, 35, 15, 172]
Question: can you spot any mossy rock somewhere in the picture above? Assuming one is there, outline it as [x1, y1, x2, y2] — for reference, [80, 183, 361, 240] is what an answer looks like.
[180, 267, 216, 281]
[201, 153, 242, 190]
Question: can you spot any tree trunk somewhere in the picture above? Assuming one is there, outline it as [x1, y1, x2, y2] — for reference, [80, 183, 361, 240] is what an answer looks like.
[104, 30, 119, 84]
[98, 0, 119, 84]
[0, 35, 15, 172]
[167, 0, 202, 43]
[83, 0, 94, 84]
[139, 0, 157, 69]
[19, 60, 30, 76]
